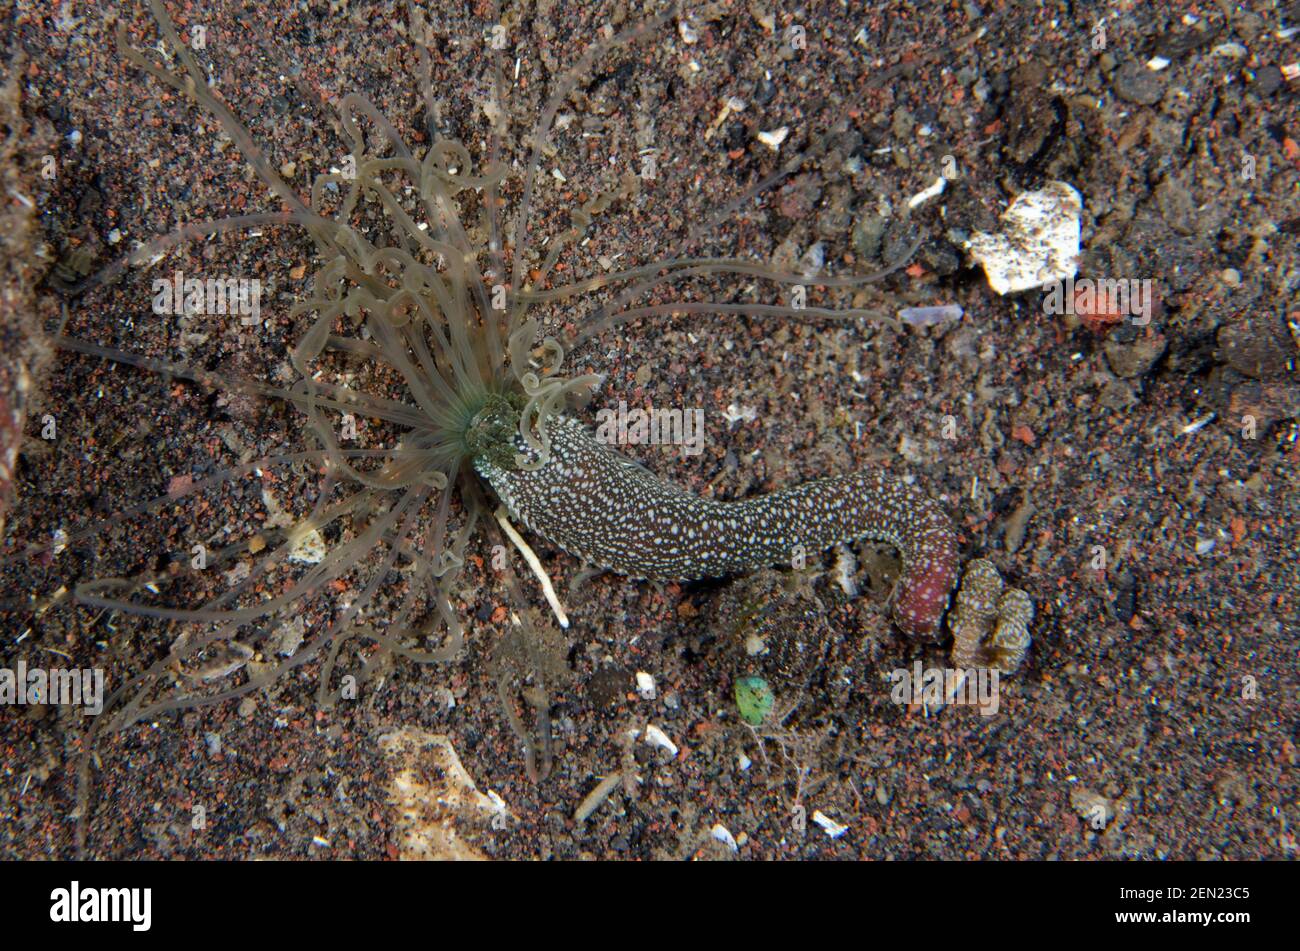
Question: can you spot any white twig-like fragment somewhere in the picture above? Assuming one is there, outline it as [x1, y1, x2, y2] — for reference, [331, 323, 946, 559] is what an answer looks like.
[833, 544, 858, 597]
[812, 810, 849, 838]
[495, 506, 570, 629]
[574, 774, 622, 823]
[906, 176, 946, 209]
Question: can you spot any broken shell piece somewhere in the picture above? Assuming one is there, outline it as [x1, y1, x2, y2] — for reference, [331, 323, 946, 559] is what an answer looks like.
[378, 728, 512, 860]
[643, 723, 679, 758]
[722, 403, 758, 426]
[710, 823, 739, 852]
[288, 526, 327, 564]
[635, 670, 657, 700]
[966, 181, 1082, 295]
[812, 810, 849, 838]
[757, 126, 790, 151]
[192, 641, 254, 683]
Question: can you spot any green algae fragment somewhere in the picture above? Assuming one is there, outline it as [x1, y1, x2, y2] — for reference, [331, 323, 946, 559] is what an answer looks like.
[734, 676, 775, 725]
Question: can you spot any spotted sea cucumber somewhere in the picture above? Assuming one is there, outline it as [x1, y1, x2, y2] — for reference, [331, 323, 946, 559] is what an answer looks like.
[476, 414, 959, 639]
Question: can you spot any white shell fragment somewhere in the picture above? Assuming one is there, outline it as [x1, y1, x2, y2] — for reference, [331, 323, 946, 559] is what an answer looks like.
[635, 670, 657, 700]
[710, 823, 739, 852]
[288, 527, 327, 564]
[378, 728, 512, 861]
[966, 181, 1082, 295]
[757, 126, 790, 151]
[722, 403, 758, 426]
[643, 723, 679, 758]
[812, 810, 849, 838]
[194, 641, 253, 683]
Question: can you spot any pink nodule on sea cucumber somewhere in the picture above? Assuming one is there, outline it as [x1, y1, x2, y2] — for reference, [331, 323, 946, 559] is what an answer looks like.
[892, 543, 960, 641]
